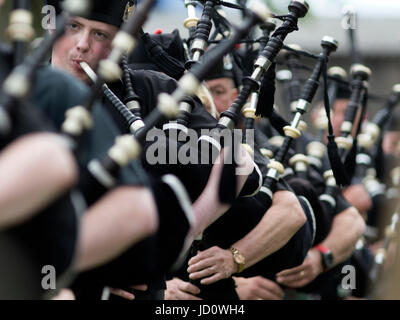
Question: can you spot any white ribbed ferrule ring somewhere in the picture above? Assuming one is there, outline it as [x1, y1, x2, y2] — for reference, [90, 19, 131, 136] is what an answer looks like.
[158, 93, 179, 119]
[99, 59, 122, 82]
[7, 9, 34, 41]
[112, 31, 137, 55]
[62, 106, 93, 136]
[108, 135, 141, 167]
[248, 0, 271, 22]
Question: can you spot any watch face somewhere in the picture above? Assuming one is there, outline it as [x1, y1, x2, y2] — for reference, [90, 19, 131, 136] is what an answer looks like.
[323, 252, 334, 269]
[234, 253, 245, 265]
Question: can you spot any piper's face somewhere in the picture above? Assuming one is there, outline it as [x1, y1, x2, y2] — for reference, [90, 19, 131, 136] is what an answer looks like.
[205, 77, 238, 115]
[383, 131, 400, 156]
[332, 98, 367, 137]
[331, 98, 348, 136]
[52, 16, 118, 83]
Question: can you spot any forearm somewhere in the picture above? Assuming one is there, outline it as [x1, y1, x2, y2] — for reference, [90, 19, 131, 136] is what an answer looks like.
[342, 185, 372, 215]
[0, 133, 78, 230]
[74, 186, 158, 272]
[190, 147, 254, 240]
[319, 206, 366, 266]
[232, 191, 307, 269]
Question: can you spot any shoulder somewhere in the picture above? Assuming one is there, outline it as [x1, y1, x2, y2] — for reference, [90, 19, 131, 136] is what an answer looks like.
[129, 68, 178, 92]
[32, 66, 89, 128]
[130, 68, 176, 81]
[35, 65, 89, 98]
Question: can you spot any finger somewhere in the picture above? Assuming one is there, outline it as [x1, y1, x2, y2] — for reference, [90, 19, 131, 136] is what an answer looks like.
[276, 273, 303, 284]
[276, 271, 305, 284]
[187, 257, 215, 274]
[276, 265, 306, 277]
[179, 282, 201, 295]
[188, 250, 214, 266]
[189, 266, 216, 281]
[200, 273, 224, 285]
[278, 272, 314, 288]
[131, 284, 148, 291]
[109, 288, 135, 300]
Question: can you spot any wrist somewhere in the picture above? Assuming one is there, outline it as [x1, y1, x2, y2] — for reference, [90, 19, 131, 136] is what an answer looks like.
[314, 244, 334, 272]
[311, 247, 324, 274]
[230, 247, 246, 274]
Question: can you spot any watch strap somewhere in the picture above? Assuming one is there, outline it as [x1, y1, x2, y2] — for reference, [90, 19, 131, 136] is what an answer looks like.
[230, 247, 245, 273]
[314, 244, 333, 271]
[315, 244, 330, 254]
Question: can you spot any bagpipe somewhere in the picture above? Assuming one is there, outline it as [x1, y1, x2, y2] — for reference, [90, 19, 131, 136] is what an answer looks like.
[179, 0, 339, 244]
[57, 0, 283, 299]
[1, 0, 397, 300]
[176, 1, 331, 298]
[351, 85, 400, 228]
[194, 0, 309, 203]
[240, 17, 277, 150]
[7, 0, 35, 68]
[168, 0, 399, 300]
[72, 0, 271, 205]
[274, 3, 398, 212]
[197, 1, 397, 298]
[256, 36, 341, 211]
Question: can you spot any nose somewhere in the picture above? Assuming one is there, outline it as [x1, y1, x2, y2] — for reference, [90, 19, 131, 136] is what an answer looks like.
[76, 30, 90, 53]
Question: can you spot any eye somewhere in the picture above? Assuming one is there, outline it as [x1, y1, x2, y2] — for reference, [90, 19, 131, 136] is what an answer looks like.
[94, 31, 108, 41]
[212, 89, 225, 96]
[67, 22, 80, 32]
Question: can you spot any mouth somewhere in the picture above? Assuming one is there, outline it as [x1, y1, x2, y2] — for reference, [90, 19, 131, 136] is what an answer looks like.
[72, 59, 87, 72]
[79, 61, 98, 84]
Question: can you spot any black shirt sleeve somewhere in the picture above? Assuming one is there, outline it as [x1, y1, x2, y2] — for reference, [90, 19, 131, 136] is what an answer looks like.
[32, 66, 149, 187]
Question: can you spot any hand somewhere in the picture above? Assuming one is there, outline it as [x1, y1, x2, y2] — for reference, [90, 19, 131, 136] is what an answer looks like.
[276, 248, 324, 288]
[187, 246, 237, 285]
[234, 276, 284, 300]
[165, 278, 202, 300]
[109, 284, 148, 301]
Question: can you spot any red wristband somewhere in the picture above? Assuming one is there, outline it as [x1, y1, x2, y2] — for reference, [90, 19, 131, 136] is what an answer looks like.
[314, 244, 330, 254]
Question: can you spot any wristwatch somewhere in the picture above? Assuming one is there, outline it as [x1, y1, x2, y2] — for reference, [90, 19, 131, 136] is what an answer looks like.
[314, 244, 334, 271]
[230, 247, 246, 273]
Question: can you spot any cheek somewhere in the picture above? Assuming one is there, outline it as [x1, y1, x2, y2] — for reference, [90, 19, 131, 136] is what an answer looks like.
[216, 95, 234, 113]
[213, 97, 226, 113]
[52, 37, 72, 65]
[382, 139, 393, 154]
[90, 43, 112, 63]
[383, 134, 400, 154]
[332, 114, 343, 126]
